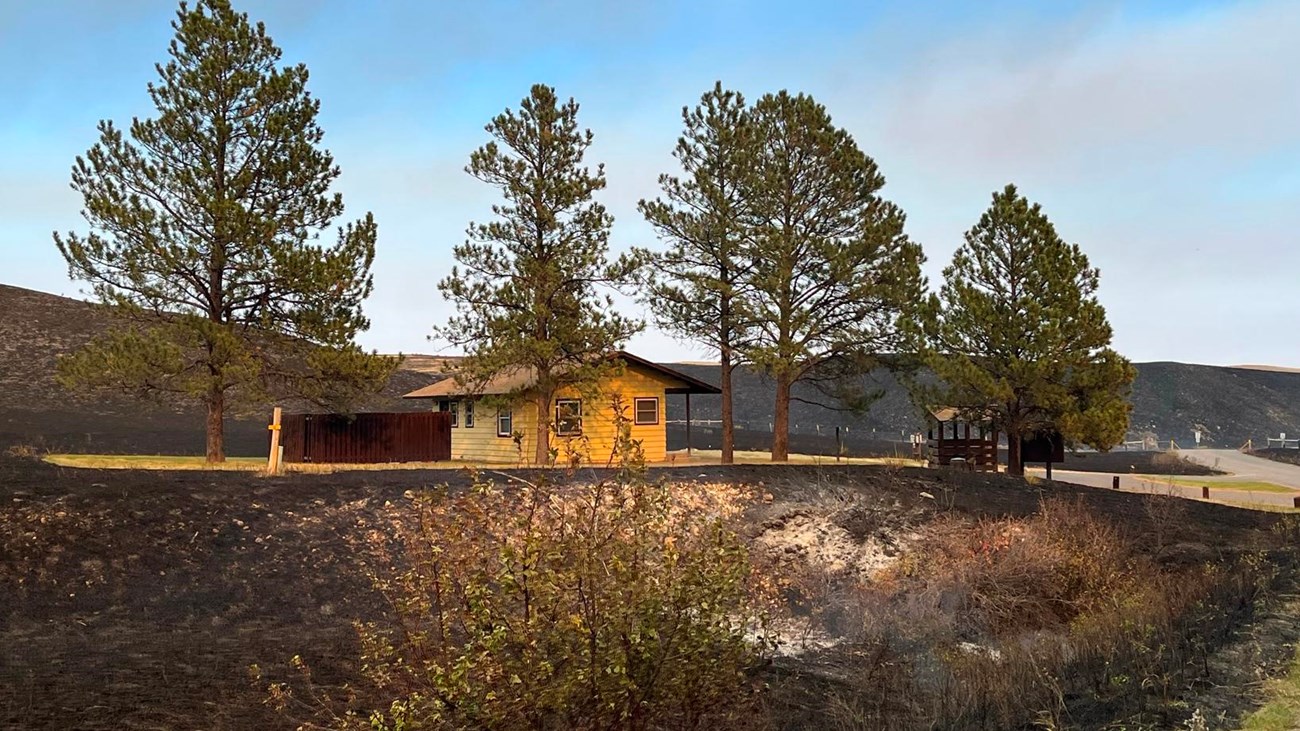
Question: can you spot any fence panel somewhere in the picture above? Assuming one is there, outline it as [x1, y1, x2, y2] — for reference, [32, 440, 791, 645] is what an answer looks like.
[279, 412, 451, 464]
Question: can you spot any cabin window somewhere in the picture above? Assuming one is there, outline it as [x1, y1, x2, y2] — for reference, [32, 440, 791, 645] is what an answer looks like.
[437, 399, 458, 428]
[634, 397, 659, 425]
[464, 400, 475, 428]
[555, 399, 583, 436]
[497, 408, 513, 437]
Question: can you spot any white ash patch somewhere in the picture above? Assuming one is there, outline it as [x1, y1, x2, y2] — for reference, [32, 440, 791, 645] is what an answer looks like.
[752, 503, 916, 580]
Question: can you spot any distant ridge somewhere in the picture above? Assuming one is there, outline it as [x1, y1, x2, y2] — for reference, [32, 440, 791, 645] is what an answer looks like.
[1230, 364, 1300, 374]
[8, 281, 1300, 450]
[390, 354, 462, 375]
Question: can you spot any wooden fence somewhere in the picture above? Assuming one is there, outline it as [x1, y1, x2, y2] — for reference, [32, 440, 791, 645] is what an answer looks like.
[926, 438, 998, 471]
[280, 412, 451, 464]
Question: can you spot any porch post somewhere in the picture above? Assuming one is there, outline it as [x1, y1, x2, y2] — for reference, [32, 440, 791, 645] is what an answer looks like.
[685, 393, 693, 460]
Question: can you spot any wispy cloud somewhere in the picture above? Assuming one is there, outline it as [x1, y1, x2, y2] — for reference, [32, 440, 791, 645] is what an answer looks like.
[2, 0, 1296, 366]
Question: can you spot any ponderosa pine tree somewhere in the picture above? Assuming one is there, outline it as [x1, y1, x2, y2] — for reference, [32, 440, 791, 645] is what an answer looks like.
[54, 0, 393, 462]
[435, 85, 642, 465]
[741, 91, 926, 462]
[926, 184, 1134, 476]
[637, 83, 754, 465]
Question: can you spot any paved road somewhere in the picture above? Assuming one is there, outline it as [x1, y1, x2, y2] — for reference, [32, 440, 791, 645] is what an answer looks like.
[1026, 448, 1300, 509]
[1178, 448, 1300, 489]
[1027, 468, 1300, 508]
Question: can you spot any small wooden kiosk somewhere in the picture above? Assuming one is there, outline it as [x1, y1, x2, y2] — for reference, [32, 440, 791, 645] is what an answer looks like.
[926, 407, 998, 472]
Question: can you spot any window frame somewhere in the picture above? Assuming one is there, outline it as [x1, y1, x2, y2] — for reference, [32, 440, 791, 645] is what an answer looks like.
[436, 399, 456, 427]
[497, 407, 513, 438]
[633, 397, 660, 426]
[463, 400, 475, 428]
[555, 398, 583, 437]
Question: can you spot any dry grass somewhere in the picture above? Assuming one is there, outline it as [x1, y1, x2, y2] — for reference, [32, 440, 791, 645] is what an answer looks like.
[1149, 450, 1209, 473]
[43, 454, 487, 472]
[667, 448, 923, 468]
[44, 454, 267, 470]
[1239, 650, 1300, 730]
[811, 498, 1277, 730]
[3, 443, 41, 459]
[43, 450, 925, 472]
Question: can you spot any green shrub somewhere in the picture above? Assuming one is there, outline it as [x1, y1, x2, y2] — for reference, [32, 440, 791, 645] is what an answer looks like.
[272, 418, 774, 730]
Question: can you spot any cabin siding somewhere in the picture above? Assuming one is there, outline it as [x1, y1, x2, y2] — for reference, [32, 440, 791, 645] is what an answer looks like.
[435, 363, 677, 464]
[446, 400, 540, 464]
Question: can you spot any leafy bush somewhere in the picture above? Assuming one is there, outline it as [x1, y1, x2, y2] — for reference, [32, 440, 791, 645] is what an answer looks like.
[271, 420, 775, 730]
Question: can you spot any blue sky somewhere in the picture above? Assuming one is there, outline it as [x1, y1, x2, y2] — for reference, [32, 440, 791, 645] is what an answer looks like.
[2, 0, 1297, 366]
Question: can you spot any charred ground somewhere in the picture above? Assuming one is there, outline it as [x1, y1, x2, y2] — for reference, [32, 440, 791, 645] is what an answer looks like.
[1, 454, 1293, 730]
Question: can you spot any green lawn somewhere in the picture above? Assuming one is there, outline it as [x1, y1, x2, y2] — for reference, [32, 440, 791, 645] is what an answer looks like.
[1142, 476, 1298, 494]
[1239, 651, 1300, 730]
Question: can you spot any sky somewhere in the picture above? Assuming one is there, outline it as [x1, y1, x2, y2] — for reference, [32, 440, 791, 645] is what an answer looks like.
[1, 0, 1297, 366]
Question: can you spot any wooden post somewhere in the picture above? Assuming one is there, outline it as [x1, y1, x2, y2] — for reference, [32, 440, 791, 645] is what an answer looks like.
[1045, 459, 1052, 480]
[1292, 495, 1300, 510]
[1112, 475, 1120, 490]
[1201, 485, 1210, 499]
[267, 407, 282, 474]
[685, 393, 692, 461]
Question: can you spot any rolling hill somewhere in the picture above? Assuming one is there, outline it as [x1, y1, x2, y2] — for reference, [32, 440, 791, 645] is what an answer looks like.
[659, 361, 1300, 449]
[0, 284, 433, 456]
[3, 281, 1299, 454]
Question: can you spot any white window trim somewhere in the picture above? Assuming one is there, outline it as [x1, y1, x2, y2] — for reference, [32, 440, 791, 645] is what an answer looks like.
[464, 400, 475, 428]
[633, 397, 660, 425]
[555, 398, 583, 437]
[497, 407, 513, 438]
[437, 399, 458, 428]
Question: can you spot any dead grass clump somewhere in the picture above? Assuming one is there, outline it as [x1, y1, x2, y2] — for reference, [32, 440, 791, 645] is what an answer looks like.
[1151, 450, 1197, 471]
[1273, 514, 1300, 543]
[3, 443, 41, 459]
[888, 498, 1139, 636]
[823, 498, 1275, 730]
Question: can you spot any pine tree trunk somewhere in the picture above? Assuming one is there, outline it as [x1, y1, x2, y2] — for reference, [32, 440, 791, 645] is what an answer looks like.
[1006, 426, 1023, 476]
[720, 349, 735, 465]
[534, 391, 551, 466]
[205, 386, 225, 463]
[772, 374, 791, 462]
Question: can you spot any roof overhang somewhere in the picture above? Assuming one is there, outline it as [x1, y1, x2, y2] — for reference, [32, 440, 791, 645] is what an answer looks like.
[617, 351, 721, 395]
[401, 351, 721, 399]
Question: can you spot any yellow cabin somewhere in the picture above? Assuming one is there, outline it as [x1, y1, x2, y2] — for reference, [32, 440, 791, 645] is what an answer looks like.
[400, 351, 719, 465]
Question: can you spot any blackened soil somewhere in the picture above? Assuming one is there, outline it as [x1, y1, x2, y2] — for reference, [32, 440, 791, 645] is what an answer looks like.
[0, 456, 1281, 729]
[1252, 448, 1300, 467]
